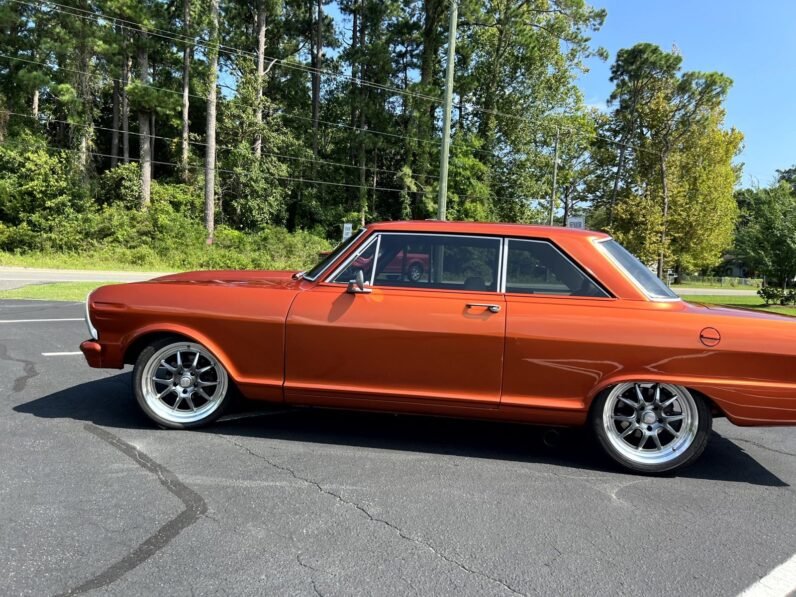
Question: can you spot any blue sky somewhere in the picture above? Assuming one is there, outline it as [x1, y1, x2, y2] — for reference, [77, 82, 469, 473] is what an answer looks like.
[578, 0, 796, 187]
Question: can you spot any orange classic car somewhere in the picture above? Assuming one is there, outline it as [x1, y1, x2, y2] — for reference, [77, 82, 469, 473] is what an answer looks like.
[80, 221, 796, 473]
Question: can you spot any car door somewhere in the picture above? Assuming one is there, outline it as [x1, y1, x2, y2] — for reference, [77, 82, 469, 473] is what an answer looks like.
[500, 237, 619, 417]
[284, 232, 506, 408]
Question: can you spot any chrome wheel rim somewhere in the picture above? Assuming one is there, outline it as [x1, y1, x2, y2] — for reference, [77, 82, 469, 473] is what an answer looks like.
[603, 382, 698, 466]
[141, 342, 228, 424]
[408, 263, 423, 281]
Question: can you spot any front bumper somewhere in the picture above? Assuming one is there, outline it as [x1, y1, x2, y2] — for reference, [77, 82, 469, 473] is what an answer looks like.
[80, 340, 102, 368]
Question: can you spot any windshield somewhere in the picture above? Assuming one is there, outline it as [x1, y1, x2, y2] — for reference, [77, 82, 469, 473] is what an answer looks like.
[600, 239, 679, 300]
[302, 229, 366, 281]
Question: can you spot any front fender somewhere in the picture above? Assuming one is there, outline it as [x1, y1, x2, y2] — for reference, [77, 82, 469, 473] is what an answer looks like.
[122, 323, 236, 378]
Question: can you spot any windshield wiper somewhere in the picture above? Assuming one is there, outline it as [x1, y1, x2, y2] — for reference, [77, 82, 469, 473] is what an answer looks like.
[292, 271, 306, 280]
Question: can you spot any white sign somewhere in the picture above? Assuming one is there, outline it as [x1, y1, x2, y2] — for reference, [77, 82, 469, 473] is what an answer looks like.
[342, 223, 353, 241]
[566, 216, 585, 230]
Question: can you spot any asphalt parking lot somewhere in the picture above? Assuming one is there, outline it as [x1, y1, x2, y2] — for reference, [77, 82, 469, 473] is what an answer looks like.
[1, 299, 794, 596]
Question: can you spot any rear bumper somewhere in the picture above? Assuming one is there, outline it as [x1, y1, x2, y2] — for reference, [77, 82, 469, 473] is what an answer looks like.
[80, 340, 103, 368]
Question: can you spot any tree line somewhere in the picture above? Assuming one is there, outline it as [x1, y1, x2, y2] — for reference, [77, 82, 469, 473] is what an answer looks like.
[0, 0, 783, 277]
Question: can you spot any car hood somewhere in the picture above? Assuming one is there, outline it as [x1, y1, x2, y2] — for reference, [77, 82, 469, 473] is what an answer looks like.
[148, 269, 302, 290]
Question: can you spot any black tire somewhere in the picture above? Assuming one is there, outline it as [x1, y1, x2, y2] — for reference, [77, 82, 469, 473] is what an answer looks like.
[133, 336, 233, 429]
[590, 382, 712, 475]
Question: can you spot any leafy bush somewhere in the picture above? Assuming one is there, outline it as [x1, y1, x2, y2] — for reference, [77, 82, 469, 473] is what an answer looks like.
[97, 163, 141, 208]
[758, 287, 783, 305]
[0, 142, 331, 271]
[151, 181, 203, 219]
[0, 135, 90, 229]
[757, 286, 796, 305]
[0, 222, 37, 251]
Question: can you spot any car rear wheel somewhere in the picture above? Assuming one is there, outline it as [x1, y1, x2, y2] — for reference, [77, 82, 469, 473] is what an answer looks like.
[591, 382, 711, 474]
[133, 338, 231, 429]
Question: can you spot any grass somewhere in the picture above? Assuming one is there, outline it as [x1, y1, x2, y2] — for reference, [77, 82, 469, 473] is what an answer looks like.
[0, 251, 169, 272]
[680, 294, 796, 316]
[673, 280, 761, 290]
[0, 282, 105, 302]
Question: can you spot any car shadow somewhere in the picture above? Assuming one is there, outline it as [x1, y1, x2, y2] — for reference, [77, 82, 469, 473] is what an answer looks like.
[14, 372, 789, 488]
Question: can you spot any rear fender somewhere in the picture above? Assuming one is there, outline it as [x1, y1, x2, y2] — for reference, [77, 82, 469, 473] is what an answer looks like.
[585, 374, 722, 413]
[585, 372, 756, 425]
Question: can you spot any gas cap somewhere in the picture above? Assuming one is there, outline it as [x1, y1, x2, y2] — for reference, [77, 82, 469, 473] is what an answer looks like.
[699, 327, 721, 347]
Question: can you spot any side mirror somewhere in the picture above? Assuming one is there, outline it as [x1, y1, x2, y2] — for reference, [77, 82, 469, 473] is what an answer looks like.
[346, 269, 372, 294]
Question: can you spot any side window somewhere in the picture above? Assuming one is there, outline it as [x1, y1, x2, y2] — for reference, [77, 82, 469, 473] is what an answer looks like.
[506, 239, 608, 298]
[331, 236, 378, 284]
[373, 234, 500, 292]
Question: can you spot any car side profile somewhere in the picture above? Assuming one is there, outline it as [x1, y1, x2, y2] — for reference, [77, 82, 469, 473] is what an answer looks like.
[80, 221, 796, 474]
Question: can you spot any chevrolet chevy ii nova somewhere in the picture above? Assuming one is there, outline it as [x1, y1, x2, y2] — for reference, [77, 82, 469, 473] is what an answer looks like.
[81, 221, 796, 473]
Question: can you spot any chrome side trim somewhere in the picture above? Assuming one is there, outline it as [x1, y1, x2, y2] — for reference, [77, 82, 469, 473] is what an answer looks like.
[499, 237, 509, 293]
[370, 234, 382, 286]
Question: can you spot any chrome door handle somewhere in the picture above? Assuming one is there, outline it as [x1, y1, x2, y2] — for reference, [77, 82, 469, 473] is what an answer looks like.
[466, 303, 501, 313]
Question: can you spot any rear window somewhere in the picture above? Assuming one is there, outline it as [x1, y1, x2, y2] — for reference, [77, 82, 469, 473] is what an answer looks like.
[600, 240, 678, 300]
[506, 239, 608, 298]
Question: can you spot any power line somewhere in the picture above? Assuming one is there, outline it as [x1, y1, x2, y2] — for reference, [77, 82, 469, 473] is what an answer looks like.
[0, 136, 430, 195]
[11, 0, 443, 105]
[10, 0, 660, 158]
[14, 0, 619, 160]
[0, 52, 203, 99]
[1, 51, 655, 164]
[0, 53, 448, 150]
[0, 128, 551, 205]
[271, 111, 442, 148]
[461, 105, 663, 157]
[5, 111, 436, 180]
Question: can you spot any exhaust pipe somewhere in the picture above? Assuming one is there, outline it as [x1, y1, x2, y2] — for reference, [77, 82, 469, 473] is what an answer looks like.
[543, 428, 561, 448]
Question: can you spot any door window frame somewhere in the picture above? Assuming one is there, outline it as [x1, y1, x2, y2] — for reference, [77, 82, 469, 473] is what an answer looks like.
[321, 231, 613, 299]
[325, 233, 382, 285]
[500, 237, 613, 299]
[303, 228, 367, 282]
[323, 231, 504, 294]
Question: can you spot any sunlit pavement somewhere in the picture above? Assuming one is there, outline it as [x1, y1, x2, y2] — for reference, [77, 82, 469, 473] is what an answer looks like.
[1, 300, 794, 596]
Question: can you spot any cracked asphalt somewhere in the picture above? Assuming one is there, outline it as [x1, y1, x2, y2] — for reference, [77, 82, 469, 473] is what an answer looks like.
[1, 299, 794, 596]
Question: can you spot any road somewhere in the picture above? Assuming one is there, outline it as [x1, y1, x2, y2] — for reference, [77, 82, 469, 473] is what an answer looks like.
[0, 267, 169, 290]
[0, 267, 165, 290]
[673, 287, 758, 296]
[1, 299, 794, 596]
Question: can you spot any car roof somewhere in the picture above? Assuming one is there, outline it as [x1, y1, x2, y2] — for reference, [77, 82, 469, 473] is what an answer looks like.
[366, 220, 611, 242]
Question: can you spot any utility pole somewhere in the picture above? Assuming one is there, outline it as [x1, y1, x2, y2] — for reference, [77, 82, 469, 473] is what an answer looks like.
[204, 0, 220, 243]
[437, 0, 457, 221]
[549, 126, 560, 225]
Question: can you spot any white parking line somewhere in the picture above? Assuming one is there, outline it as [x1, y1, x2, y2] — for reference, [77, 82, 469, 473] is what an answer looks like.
[42, 351, 83, 357]
[0, 318, 83, 323]
[739, 553, 796, 597]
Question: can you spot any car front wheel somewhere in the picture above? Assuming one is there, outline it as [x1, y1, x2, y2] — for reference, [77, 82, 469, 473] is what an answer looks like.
[133, 338, 231, 429]
[591, 382, 711, 474]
